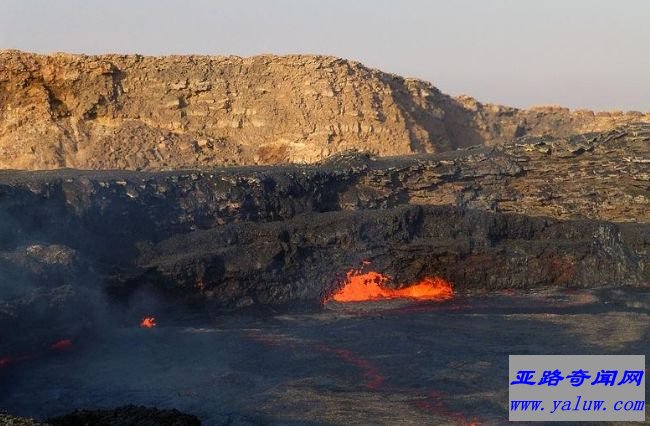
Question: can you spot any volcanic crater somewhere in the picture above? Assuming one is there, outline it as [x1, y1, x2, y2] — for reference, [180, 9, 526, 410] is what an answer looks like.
[0, 52, 648, 425]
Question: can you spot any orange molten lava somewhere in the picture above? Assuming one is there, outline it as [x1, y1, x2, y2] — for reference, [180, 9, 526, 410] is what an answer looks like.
[140, 317, 156, 328]
[328, 271, 453, 302]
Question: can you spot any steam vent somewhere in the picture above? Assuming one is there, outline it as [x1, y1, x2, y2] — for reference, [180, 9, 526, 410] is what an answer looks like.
[1, 50, 649, 425]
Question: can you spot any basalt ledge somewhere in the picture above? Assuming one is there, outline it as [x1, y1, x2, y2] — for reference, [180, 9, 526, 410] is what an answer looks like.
[0, 125, 647, 313]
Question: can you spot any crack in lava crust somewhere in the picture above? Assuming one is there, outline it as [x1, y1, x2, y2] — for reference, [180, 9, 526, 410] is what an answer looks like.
[0, 339, 73, 369]
[246, 329, 384, 390]
[245, 329, 481, 424]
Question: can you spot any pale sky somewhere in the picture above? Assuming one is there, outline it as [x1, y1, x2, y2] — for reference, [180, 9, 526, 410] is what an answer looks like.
[2, 0, 649, 111]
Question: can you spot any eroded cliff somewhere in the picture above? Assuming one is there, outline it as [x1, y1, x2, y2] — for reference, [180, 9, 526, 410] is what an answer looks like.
[1, 124, 647, 311]
[2, 50, 648, 170]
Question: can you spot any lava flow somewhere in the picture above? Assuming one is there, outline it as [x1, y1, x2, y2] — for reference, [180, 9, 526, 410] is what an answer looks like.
[0, 339, 74, 369]
[327, 270, 453, 302]
[50, 339, 73, 351]
[140, 317, 156, 328]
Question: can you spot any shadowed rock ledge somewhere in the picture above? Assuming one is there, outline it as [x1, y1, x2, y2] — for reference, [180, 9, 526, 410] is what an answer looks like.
[0, 406, 202, 426]
[0, 123, 647, 307]
[0, 124, 648, 355]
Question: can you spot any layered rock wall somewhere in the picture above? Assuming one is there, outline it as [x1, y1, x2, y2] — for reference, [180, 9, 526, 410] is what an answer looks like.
[1, 125, 647, 354]
[1, 125, 647, 308]
[2, 50, 648, 170]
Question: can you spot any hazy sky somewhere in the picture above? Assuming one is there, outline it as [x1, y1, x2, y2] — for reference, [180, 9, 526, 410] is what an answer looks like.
[2, 0, 649, 111]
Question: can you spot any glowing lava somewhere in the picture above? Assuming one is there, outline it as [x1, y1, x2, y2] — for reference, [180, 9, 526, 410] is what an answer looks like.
[328, 270, 453, 302]
[0, 339, 74, 369]
[51, 339, 73, 351]
[140, 317, 156, 328]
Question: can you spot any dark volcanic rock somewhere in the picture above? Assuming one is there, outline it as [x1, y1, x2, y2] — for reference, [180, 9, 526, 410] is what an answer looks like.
[133, 205, 647, 307]
[46, 405, 201, 426]
[0, 124, 647, 322]
[0, 412, 45, 425]
[0, 243, 101, 355]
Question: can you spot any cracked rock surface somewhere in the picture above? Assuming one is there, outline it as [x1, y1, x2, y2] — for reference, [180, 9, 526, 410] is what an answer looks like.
[2, 50, 649, 170]
[0, 124, 647, 325]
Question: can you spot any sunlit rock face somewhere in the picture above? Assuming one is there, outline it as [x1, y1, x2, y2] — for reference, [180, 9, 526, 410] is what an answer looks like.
[2, 50, 649, 170]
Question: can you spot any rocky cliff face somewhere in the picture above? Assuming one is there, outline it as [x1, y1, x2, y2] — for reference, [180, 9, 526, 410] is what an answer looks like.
[2, 50, 648, 170]
[1, 124, 648, 354]
[1, 124, 647, 295]
[1, 51, 649, 358]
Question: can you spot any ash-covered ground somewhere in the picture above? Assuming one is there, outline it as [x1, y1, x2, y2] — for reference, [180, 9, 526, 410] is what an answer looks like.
[1, 287, 648, 425]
